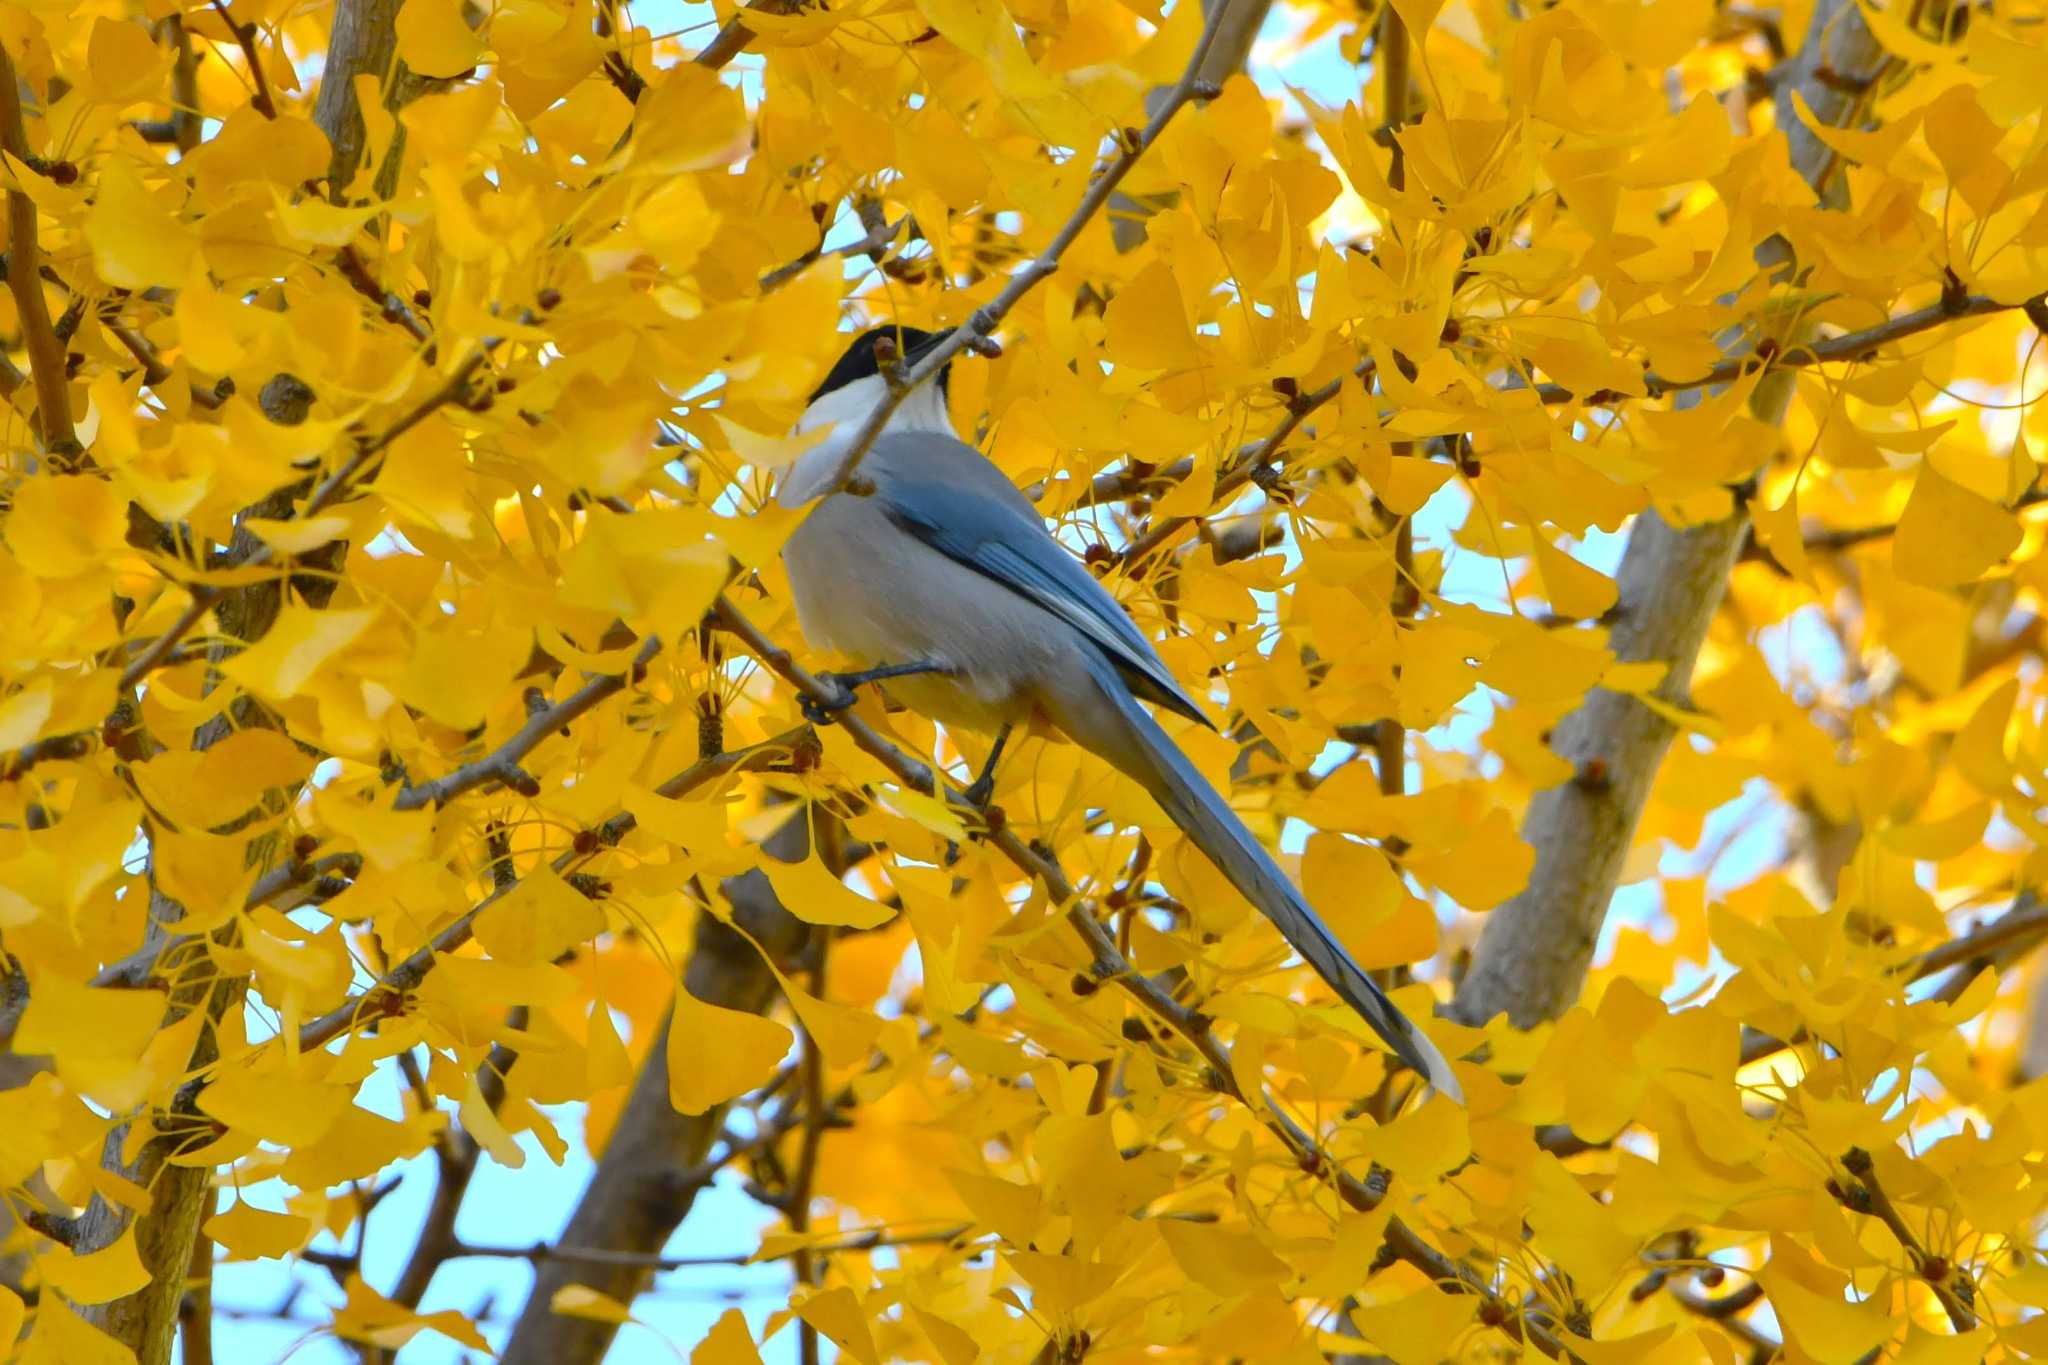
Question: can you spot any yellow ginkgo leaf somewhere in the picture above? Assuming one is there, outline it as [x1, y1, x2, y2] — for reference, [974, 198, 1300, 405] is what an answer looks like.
[5, 475, 129, 580]
[1893, 464, 2021, 588]
[475, 866, 606, 965]
[221, 606, 378, 700]
[204, 1201, 313, 1260]
[690, 1309, 764, 1364]
[795, 1286, 882, 1365]
[40, 1225, 152, 1305]
[84, 160, 197, 290]
[666, 985, 792, 1115]
[1104, 261, 1198, 371]
[395, 0, 484, 78]
[759, 855, 897, 929]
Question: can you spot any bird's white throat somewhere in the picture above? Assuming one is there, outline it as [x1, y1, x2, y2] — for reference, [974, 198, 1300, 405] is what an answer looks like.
[778, 374, 954, 507]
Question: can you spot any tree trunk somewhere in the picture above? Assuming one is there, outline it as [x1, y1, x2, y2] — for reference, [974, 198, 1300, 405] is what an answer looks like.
[1452, 0, 1886, 1027]
[499, 813, 814, 1365]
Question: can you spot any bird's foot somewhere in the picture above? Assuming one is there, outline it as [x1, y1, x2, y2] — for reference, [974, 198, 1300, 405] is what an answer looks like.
[962, 772, 995, 807]
[799, 672, 860, 726]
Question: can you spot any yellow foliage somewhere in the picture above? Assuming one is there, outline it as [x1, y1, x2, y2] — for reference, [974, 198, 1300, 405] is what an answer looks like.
[0, 0, 2043, 1357]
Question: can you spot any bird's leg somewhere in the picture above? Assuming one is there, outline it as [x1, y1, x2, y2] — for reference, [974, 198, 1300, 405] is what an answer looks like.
[962, 723, 1012, 807]
[800, 660, 948, 725]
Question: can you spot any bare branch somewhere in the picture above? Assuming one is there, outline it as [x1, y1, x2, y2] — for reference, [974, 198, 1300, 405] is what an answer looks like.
[694, 0, 798, 71]
[207, 0, 276, 118]
[759, 213, 908, 292]
[1837, 1147, 1976, 1332]
[461, 1225, 977, 1271]
[394, 637, 662, 810]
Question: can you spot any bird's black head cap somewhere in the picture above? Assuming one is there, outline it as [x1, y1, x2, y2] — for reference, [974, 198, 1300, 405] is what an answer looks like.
[809, 325, 951, 405]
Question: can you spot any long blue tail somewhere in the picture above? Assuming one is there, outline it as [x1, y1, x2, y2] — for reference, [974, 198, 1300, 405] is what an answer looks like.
[1069, 653, 1462, 1100]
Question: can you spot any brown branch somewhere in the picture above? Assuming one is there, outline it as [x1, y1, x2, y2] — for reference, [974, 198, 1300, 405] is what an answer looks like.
[115, 348, 492, 694]
[394, 637, 662, 810]
[207, 0, 276, 118]
[1531, 290, 2035, 407]
[0, 730, 92, 784]
[1739, 890, 2048, 1066]
[336, 246, 431, 343]
[294, 728, 804, 1054]
[500, 800, 820, 1365]
[800, 5, 1233, 503]
[1838, 1148, 1976, 1332]
[1783, 485, 2048, 556]
[1453, 0, 1891, 1031]
[759, 213, 908, 292]
[456, 1225, 978, 1271]
[178, 1227, 213, 1365]
[0, 48, 78, 461]
[167, 16, 202, 152]
[709, 595, 1574, 1363]
[694, 0, 798, 70]
[1117, 355, 1376, 570]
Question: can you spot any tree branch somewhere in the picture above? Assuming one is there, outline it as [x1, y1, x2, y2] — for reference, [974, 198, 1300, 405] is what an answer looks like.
[0, 48, 79, 461]
[1837, 1147, 1976, 1332]
[1452, 0, 1889, 1029]
[710, 595, 1576, 1363]
[207, 0, 276, 118]
[1530, 289, 2034, 407]
[499, 801, 818, 1365]
[797, 0, 1234, 503]
[295, 728, 804, 1054]
[394, 637, 662, 810]
[693, 0, 798, 71]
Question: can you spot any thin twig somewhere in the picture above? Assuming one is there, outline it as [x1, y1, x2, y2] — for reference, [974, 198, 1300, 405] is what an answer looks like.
[759, 214, 908, 292]
[451, 1225, 977, 1271]
[1786, 485, 2048, 555]
[709, 594, 1574, 1363]
[1739, 891, 2048, 1065]
[208, 0, 277, 117]
[394, 637, 662, 810]
[804, 6, 1234, 502]
[336, 246, 431, 343]
[1839, 1147, 1977, 1332]
[694, 0, 798, 70]
[0, 48, 79, 460]
[1530, 290, 2034, 406]
[1117, 356, 1377, 570]
[292, 728, 806, 1053]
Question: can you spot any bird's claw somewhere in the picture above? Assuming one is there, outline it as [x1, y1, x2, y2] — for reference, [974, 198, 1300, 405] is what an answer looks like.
[962, 773, 995, 807]
[800, 673, 859, 726]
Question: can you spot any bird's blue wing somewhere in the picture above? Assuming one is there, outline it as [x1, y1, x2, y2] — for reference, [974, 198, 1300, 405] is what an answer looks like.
[866, 434, 1211, 726]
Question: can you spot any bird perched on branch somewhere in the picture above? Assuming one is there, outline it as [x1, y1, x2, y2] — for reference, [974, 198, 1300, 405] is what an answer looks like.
[776, 324, 1461, 1100]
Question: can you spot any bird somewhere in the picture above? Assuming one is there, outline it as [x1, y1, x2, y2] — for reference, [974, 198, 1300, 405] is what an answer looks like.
[775, 323, 1461, 1100]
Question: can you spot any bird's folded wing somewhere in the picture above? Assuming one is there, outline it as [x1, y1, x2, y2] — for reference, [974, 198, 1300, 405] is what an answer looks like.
[868, 437, 1210, 726]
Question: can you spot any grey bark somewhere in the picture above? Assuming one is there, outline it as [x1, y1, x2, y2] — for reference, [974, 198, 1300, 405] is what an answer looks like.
[498, 813, 814, 1365]
[1453, 0, 1887, 1027]
[312, 0, 404, 197]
